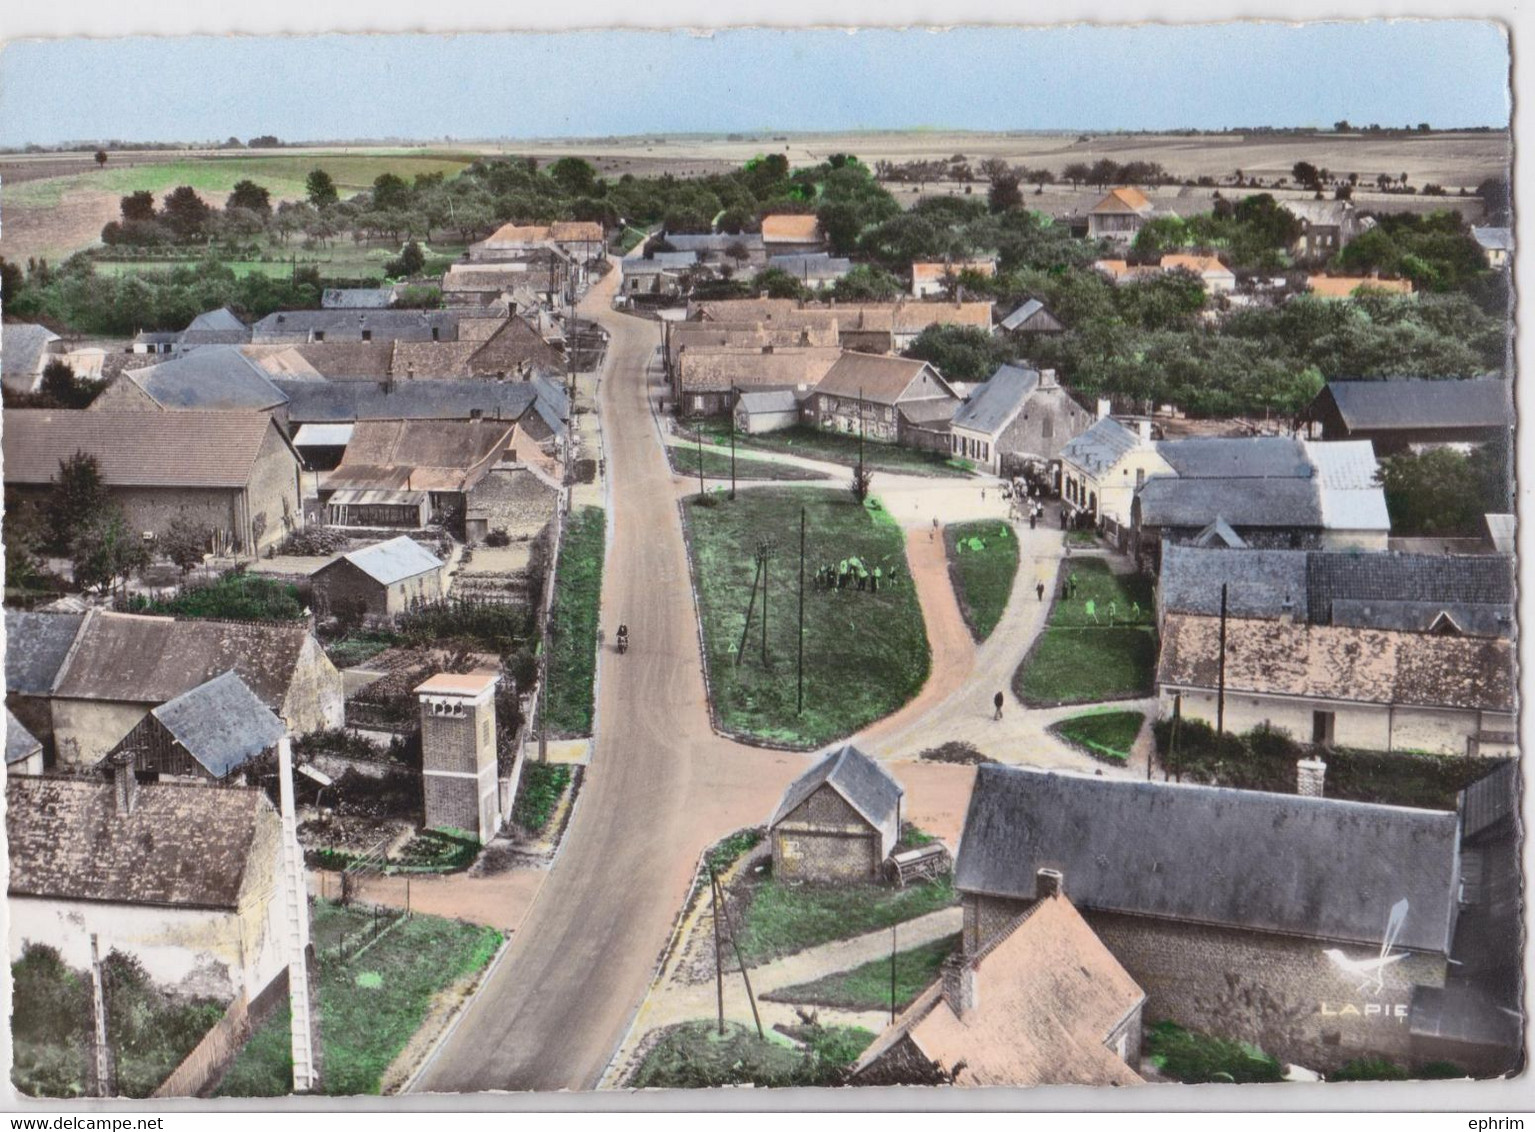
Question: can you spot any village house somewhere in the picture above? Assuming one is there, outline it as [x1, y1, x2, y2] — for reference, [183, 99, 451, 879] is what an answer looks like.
[6, 709, 45, 777]
[440, 263, 552, 311]
[177, 307, 252, 350]
[391, 316, 565, 380]
[1471, 226, 1513, 270]
[759, 213, 826, 257]
[277, 376, 558, 430]
[310, 536, 447, 623]
[997, 297, 1066, 339]
[1303, 376, 1512, 454]
[954, 764, 1468, 1072]
[620, 252, 698, 300]
[131, 330, 180, 356]
[673, 346, 842, 418]
[910, 259, 997, 299]
[803, 353, 961, 451]
[7, 770, 292, 1003]
[1058, 413, 1173, 529]
[322, 417, 516, 529]
[1086, 187, 1159, 244]
[5, 610, 88, 761]
[665, 316, 840, 380]
[1156, 610, 1515, 757]
[251, 309, 460, 345]
[1092, 258, 1163, 285]
[322, 286, 399, 310]
[465, 464, 560, 547]
[767, 253, 853, 291]
[1282, 199, 1372, 262]
[767, 745, 903, 883]
[662, 231, 767, 269]
[850, 878, 1146, 1087]
[46, 610, 343, 768]
[2, 410, 303, 556]
[240, 340, 397, 382]
[948, 365, 1093, 477]
[1161, 253, 1237, 294]
[86, 346, 293, 421]
[467, 222, 562, 262]
[733, 389, 805, 434]
[1, 322, 63, 394]
[688, 297, 994, 354]
[103, 670, 286, 785]
[1306, 274, 1416, 300]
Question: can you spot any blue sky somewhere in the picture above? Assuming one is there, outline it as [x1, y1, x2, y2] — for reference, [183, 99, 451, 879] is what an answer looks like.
[0, 21, 1510, 146]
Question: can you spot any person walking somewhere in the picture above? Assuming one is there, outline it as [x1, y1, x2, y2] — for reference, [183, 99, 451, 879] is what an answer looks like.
[1029, 510, 1037, 530]
[1036, 580, 1045, 602]
[872, 566, 882, 593]
[993, 691, 1005, 720]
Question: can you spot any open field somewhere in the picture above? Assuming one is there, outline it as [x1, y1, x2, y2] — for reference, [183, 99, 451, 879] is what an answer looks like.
[1015, 559, 1157, 706]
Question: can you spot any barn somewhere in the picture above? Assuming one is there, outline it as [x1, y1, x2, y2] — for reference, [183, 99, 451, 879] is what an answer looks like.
[310, 536, 447, 624]
[768, 744, 903, 883]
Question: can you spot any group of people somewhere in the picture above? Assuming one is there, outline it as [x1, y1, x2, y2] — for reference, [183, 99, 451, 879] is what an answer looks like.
[815, 556, 892, 593]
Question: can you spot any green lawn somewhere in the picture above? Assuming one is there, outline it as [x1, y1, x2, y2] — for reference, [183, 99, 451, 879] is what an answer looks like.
[733, 874, 957, 967]
[943, 520, 1021, 641]
[668, 443, 831, 483]
[686, 422, 971, 478]
[1051, 709, 1146, 765]
[686, 487, 929, 748]
[91, 240, 468, 281]
[629, 1021, 874, 1089]
[545, 506, 605, 737]
[215, 903, 501, 1097]
[1015, 558, 1157, 706]
[765, 933, 960, 1013]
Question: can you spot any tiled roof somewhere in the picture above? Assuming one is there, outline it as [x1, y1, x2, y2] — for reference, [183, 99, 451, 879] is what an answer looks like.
[670, 321, 840, 369]
[1162, 253, 1234, 278]
[330, 418, 514, 493]
[7, 776, 272, 910]
[951, 364, 1039, 436]
[912, 260, 997, 283]
[477, 223, 552, 246]
[1158, 611, 1515, 713]
[148, 670, 286, 779]
[52, 611, 313, 708]
[275, 378, 538, 424]
[390, 341, 482, 379]
[326, 536, 443, 586]
[855, 894, 1144, 1088]
[464, 316, 564, 376]
[1090, 187, 1152, 214]
[760, 214, 822, 243]
[549, 221, 604, 243]
[1321, 377, 1511, 432]
[676, 347, 841, 393]
[955, 764, 1461, 952]
[4, 610, 87, 695]
[2, 410, 285, 489]
[1307, 274, 1415, 298]
[815, 353, 950, 404]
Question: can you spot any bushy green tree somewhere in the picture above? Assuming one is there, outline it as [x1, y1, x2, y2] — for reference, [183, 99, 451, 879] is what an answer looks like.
[305, 168, 339, 208]
[226, 180, 272, 216]
[903, 324, 1014, 382]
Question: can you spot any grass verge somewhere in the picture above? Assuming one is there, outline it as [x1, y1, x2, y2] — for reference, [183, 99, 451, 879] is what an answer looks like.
[684, 422, 970, 478]
[764, 933, 960, 1013]
[1051, 709, 1146, 765]
[733, 874, 957, 967]
[629, 1021, 874, 1088]
[215, 902, 501, 1096]
[943, 520, 1021, 642]
[545, 506, 605, 736]
[1015, 559, 1156, 706]
[512, 762, 573, 835]
[667, 443, 831, 483]
[686, 487, 929, 748]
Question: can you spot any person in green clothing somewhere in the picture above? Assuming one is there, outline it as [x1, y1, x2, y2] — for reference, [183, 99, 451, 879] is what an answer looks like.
[872, 565, 882, 593]
[1069, 570, 1080, 599]
[838, 559, 849, 590]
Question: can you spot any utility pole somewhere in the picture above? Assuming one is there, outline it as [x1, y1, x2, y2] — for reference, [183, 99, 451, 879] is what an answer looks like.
[696, 425, 705, 500]
[735, 557, 763, 668]
[729, 386, 737, 500]
[1216, 582, 1228, 737]
[90, 934, 111, 1098]
[889, 924, 898, 1025]
[797, 507, 806, 714]
[710, 865, 725, 1036]
[714, 871, 764, 1040]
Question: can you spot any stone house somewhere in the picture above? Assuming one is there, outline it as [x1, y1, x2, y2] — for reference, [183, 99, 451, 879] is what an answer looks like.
[47, 610, 343, 768]
[465, 466, 559, 546]
[86, 346, 292, 421]
[1086, 187, 1158, 244]
[850, 878, 1145, 1087]
[6, 709, 45, 776]
[954, 764, 1464, 1072]
[948, 364, 1093, 476]
[417, 671, 501, 844]
[177, 307, 252, 350]
[733, 389, 804, 435]
[4, 610, 88, 762]
[674, 346, 842, 418]
[760, 214, 826, 257]
[1307, 274, 1416, 300]
[665, 316, 840, 380]
[768, 745, 903, 883]
[803, 353, 961, 449]
[663, 232, 768, 270]
[1161, 253, 1237, 295]
[1303, 377, 1512, 455]
[7, 771, 292, 1002]
[1156, 611, 1516, 757]
[688, 297, 993, 355]
[1282, 199, 1371, 262]
[767, 253, 852, 291]
[1059, 414, 1172, 528]
[251, 309, 460, 345]
[2, 410, 303, 556]
[104, 671, 285, 784]
[311, 536, 447, 623]
[621, 253, 697, 300]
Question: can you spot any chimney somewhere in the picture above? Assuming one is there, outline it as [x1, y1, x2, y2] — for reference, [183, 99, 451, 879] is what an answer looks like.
[111, 753, 139, 816]
[1297, 757, 1328, 798]
[1137, 419, 1152, 444]
[1097, 398, 1112, 421]
[940, 954, 977, 1017]
[1035, 867, 1064, 900]
[1039, 368, 1057, 389]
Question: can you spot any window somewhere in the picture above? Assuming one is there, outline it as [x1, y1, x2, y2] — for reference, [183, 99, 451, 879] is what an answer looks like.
[1312, 710, 1335, 746]
[431, 327, 441, 341]
[1135, 468, 1145, 488]
[361, 329, 372, 342]
[313, 330, 325, 342]
[1042, 417, 1053, 439]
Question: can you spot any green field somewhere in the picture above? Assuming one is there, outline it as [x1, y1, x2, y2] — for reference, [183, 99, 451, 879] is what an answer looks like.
[734, 874, 957, 966]
[6, 152, 479, 210]
[545, 506, 606, 737]
[1015, 558, 1157, 706]
[1051, 709, 1146, 764]
[686, 487, 929, 748]
[216, 902, 501, 1097]
[668, 443, 831, 483]
[765, 933, 960, 1013]
[686, 422, 971, 478]
[943, 520, 1021, 642]
[91, 240, 468, 280]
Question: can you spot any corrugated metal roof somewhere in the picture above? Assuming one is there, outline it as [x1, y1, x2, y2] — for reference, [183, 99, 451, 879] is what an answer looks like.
[292, 423, 355, 447]
[151, 670, 286, 778]
[331, 536, 443, 586]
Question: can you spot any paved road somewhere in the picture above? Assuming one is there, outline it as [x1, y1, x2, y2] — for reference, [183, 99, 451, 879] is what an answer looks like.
[412, 267, 805, 1094]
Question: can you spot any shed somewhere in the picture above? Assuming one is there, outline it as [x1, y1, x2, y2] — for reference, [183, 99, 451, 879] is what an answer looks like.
[105, 670, 285, 783]
[6, 709, 44, 775]
[768, 745, 904, 883]
[311, 536, 446, 622]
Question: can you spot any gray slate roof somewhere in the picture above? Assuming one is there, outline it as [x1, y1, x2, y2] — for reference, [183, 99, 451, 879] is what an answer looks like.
[1158, 546, 1309, 620]
[151, 670, 286, 779]
[529, 376, 570, 434]
[4, 610, 87, 695]
[738, 389, 800, 414]
[2, 323, 60, 391]
[1156, 436, 1313, 479]
[1306, 551, 1514, 624]
[327, 536, 443, 586]
[1323, 377, 1512, 432]
[179, 307, 251, 347]
[955, 765, 1460, 953]
[664, 232, 765, 254]
[952, 364, 1039, 436]
[1060, 416, 1139, 473]
[770, 744, 903, 842]
[1135, 476, 1322, 529]
[1329, 599, 1514, 638]
[1471, 227, 1513, 253]
[252, 309, 459, 342]
[767, 253, 852, 280]
[323, 287, 395, 309]
[275, 378, 539, 424]
[1000, 298, 1044, 331]
[5, 708, 41, 766]
[131, 346, 289, 410]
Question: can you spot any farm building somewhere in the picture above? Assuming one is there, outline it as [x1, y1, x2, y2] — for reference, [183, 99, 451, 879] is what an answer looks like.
[1156, 611, 1515, 757]
[949, 365, 1093, 476]
[733, 389, 804, 434]
[1161, 254, 1237, 294]
[803, 353, 961, 450]
[766, 253, 852, 291]
[1059, 415, 1172, 528]
[1282, 199, 1371, 262]
[998, 298, 1065, 337]
[1303, 377, 1512, 454]
[1306, 274, 1415, 299]
[86, 346, 292, 419]
[768, 744, 903, 883]
[850, 878, 1145, 1088]
[46, 610, 343, 768]
[177, 307, 251, 349]
[251, 309, 460, 345]
[310, 536, 447, 623]
[4, 610, 87, 761]
[7, 771, 292, 1002]
[1471, 226, 1513, 270]
[1, 323, 63, 394]
[954, 764, 1475, 1073]
[665, 315, 839, 376]
[2, 410, 303, 556]
[1086, 187, 1159, 244]
[674, 347, 841, 417]
[759, 214, 826, 257]
[103, 670, 286, 784]
[6, 709, 44, 777]
[911, 259, 997, 299]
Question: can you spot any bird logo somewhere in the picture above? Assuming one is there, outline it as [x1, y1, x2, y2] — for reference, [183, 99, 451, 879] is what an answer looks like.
[1323, 898, 1410, 996]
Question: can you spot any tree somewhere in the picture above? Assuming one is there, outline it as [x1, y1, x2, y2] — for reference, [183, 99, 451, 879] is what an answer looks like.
[1291, 161, 1321, 191]
[902, 324, 1012, 382]
[71, 503, 149, 596]
[159, 516, 213, 577]
[753, 267, 809, 300]
[371, 172, 411, 212]
[306, 168, 339, 208]
[1334, 120, 1352, 132]
[40, 359, 97, 409]
[986, 167, 1024, 214]
[1061, 162, 1092, 189]
[0, 257, 22, 304]
[1377, 446, 1487, 536]
[160, 185, 212, 241]
[227, 179, 272, 216]
[830, 264, 904, 302]
[49, 451, 109, 553]
[94, 150, 107, 168]
[121, 190, 156, 223]
[549, 156, 599, 197]
[385, 239, 427, 278]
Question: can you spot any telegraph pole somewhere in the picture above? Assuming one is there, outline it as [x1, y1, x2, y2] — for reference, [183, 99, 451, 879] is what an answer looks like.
[1216, 582, 1228, 737]
[889, 924, 898, 1025]
[797, 507, 806, 714]
[710, 865, 725, 1036]
[729, 387, 737, 500]
[696, 426, 705, 500]
[90, 934, 111, 1098]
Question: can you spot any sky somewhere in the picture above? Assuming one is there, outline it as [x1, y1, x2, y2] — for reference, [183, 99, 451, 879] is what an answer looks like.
[0, 21, 1511, 147]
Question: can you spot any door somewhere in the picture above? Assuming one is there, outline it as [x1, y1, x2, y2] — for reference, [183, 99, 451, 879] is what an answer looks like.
[1311, 710, 1335, 746]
